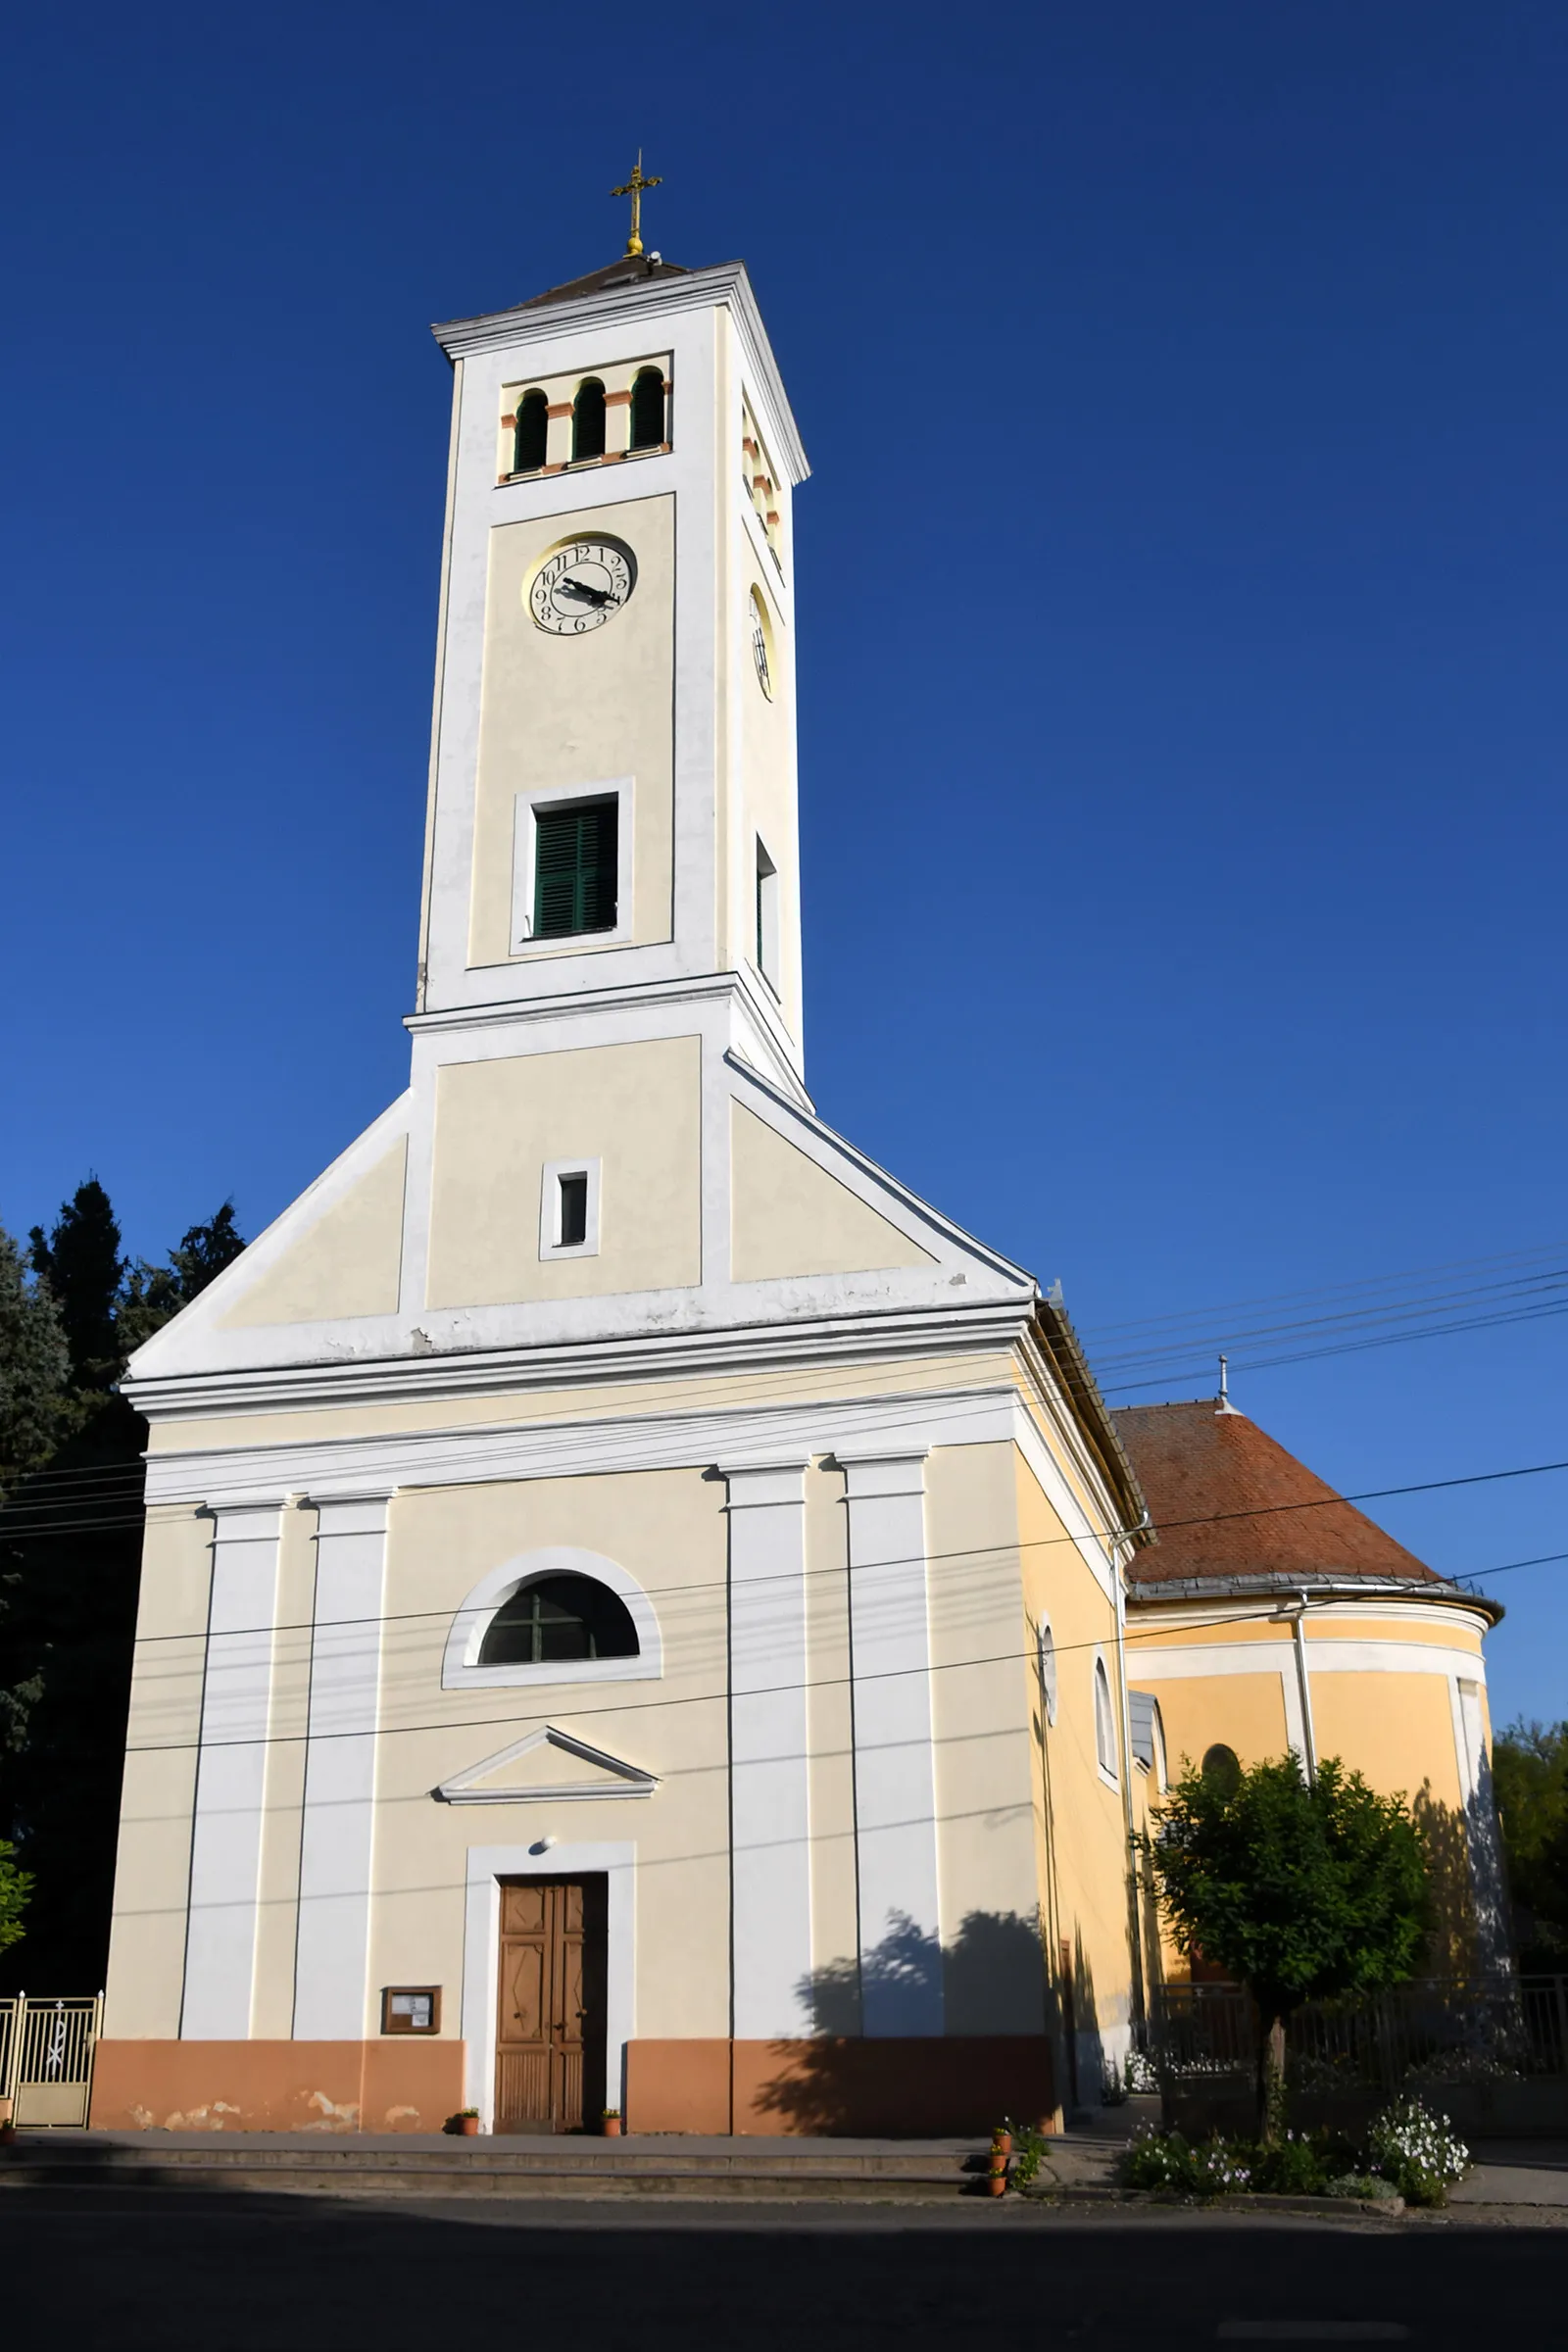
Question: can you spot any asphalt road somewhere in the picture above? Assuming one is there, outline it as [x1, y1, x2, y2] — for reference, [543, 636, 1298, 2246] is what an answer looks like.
[5, 2189, 1563, 2349]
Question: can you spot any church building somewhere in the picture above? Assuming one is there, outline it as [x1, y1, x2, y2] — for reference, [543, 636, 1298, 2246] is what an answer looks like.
[90, 229, 1504, 2137]
[92, 236, 1156, 2135]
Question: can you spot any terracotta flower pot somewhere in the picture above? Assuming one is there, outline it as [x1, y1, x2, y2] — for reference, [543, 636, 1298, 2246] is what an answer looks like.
[603, 2115, 622, 2137]
[460, 2115, 480, 2136]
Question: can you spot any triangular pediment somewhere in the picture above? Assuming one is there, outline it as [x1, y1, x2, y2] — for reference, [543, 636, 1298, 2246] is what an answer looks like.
[432, 1726, 658, 1806]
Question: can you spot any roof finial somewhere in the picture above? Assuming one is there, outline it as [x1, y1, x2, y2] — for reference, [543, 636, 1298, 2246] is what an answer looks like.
[1219, 1352, 1228, 1402]
[611, 151, 662, 259]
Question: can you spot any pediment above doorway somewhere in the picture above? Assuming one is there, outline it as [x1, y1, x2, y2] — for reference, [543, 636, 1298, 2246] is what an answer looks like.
[432, 1725, 658, 1805]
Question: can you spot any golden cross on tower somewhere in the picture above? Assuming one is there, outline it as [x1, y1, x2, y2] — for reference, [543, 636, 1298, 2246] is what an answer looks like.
[611, 152, 662, 259]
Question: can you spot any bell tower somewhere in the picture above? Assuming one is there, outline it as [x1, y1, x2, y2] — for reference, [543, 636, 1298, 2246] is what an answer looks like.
[416, 244, 809, 1098]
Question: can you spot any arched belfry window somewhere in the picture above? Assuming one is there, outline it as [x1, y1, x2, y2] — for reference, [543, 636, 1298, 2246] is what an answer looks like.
[1201, 1742, 1243, 1797]
[513, 388, 549, 474]
[630, 367, 665, 451]
[572, 378, 607, 464]
[478, 1574, 638, 1667]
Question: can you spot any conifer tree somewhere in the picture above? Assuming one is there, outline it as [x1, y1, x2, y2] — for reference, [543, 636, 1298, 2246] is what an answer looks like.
[28, 1180, 123, 1394]
[0, 1228, 69, 1499]
[0, 1186, 246, 1986]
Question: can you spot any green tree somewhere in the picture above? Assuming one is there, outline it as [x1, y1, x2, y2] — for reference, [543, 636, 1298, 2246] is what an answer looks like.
[0, 1839, 31, 1952]
[0, 1227, 70, 1499]
[1144, 1753, 1429, 2138]
[0, 1187, 245, 1988]
[117, 1200, 246, 1356]
[28, 1180, 123, 1395]
[1493, 1720, 1568, 1969]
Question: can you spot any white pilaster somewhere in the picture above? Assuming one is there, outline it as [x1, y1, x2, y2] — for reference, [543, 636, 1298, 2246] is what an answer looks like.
[293, 1494, 391, 2039]
[839, 1449, 943, 2036]
[721, 1459, 813, 2037]
[181, 1502, 283, 2039]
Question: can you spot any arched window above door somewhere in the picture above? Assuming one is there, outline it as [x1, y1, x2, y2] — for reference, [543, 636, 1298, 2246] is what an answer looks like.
[443, 1546, 662, 1689]
[479, 1574, 638, 1667]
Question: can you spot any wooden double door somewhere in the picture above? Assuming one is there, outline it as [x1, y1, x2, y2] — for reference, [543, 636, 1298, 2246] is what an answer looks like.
[494, 1878, 608, 2134]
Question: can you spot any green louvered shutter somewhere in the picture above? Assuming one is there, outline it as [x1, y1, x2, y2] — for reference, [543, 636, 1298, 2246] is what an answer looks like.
[534, 801, 617, 938]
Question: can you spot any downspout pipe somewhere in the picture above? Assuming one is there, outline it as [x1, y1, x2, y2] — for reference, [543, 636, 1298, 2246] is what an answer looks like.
[1115, 1518, 1152, 2045]
[1275, 1591, 1318, 1786]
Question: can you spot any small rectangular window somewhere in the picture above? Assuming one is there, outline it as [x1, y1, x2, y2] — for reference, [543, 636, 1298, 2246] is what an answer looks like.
[534, 799, 617, 939]
[558, 1171, 588, 1249]
[755, 837, 779, 991]
[539, 1157, 601, 1260]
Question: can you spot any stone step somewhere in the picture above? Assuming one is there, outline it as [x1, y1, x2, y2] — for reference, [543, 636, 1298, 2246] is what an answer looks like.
[0, 2132, 1026, 2199]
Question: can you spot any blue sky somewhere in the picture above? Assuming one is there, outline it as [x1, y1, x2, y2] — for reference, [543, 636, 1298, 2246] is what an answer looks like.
[3, 1, 1564, 1722]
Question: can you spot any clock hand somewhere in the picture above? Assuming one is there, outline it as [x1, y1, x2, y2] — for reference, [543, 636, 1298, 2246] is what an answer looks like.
[558, 577, 613, 608]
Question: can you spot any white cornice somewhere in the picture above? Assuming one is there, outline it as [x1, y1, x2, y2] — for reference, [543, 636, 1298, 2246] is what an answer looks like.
[142, 1373, 1030, 1509]
[406, 968, 812, 1108]
[126, 1297, 1037, 1424]
[430, 261, 809, 486]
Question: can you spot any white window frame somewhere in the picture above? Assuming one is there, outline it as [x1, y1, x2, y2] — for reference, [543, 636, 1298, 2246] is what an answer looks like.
[540, 1156, 601, 1261]
[442, 1546, 663, 1690]
[511, 776, 635, 955]
[1037, 1618, 1058, 1728]
[1093, 1652, 1119, 1788]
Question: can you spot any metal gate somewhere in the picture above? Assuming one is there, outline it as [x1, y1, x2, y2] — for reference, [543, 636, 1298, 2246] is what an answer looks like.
[0, 1995, 103, 2127]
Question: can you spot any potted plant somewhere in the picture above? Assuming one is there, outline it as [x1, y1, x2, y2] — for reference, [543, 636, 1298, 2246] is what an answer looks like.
[453, 2108, 481, 2136]
[603, 2108, 623, 2137]
[987, 2126, 1011, 2196]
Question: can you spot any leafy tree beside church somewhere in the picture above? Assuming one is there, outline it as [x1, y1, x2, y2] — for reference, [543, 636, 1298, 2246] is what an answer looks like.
[0, 1182, 244, 1985]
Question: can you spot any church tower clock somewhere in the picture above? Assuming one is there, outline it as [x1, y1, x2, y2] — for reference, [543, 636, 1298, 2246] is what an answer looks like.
[417, 240, 809, 1102]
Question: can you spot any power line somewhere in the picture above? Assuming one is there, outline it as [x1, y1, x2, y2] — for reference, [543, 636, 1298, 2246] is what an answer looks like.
[0, 1447, 1558, 1650]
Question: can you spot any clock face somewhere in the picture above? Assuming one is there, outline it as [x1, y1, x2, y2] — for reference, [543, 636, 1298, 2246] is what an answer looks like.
[528, 538, 637, 634]
[750, 589, 774, 699]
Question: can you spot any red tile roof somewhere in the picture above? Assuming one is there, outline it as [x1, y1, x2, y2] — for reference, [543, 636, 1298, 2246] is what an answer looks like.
[1110, 1399, 1440, 1590]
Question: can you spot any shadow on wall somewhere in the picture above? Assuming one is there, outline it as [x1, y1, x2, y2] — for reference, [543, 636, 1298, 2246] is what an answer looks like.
[1413, 1777, 1510, 1977]
[749, 1911, 1062, 2134]
[1059, 1927, 1107, 2110]
[801, 1908, 1050, 2039]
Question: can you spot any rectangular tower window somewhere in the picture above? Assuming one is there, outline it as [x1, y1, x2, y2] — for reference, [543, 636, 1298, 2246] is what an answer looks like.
[534, 799, 618, 939]
[539, 1157, 601, 1260]
[755, 837, 779, 991]
[557, 1171, 588, 1249]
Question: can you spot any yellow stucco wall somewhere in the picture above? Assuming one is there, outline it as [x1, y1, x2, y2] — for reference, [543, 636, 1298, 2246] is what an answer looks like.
[926, 1443, 1047, 2034]
[220, 1142, 407, 1329]
[468, 493, 675, 970]
[1310, 1668, 1465, 1811]
[729, 1102, 935, 1282]
[368, 1466, 732, 2041]
[425, 1035, 702, 1307]
[1013, 1449, 1138, 2075]
[1140, 1668, 1295, 1780]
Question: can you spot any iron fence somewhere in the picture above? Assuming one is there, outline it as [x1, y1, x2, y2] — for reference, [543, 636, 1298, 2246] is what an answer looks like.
[1149, 1975, 1568, 2093]
[0, 1994, 103, 2127]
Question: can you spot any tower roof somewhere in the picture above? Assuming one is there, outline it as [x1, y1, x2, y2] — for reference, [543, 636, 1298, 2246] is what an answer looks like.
[1111, 1398, 1443, 1592]
[518, 253, 691, 309]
